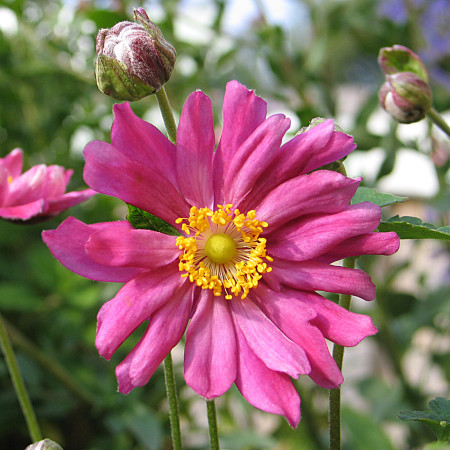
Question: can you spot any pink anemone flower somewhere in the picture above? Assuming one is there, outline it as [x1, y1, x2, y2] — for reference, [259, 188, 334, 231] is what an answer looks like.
[42, 81, 399, 427]
[0, 148, 95, 222]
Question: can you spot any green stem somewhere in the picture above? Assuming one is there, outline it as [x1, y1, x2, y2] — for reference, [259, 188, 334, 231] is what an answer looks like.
[329, 256, 356, 450]
[155, 84, 182, 449]
[156, 86, 177, 143]
[427, 108, 450, 138]
[206, 399, 220, 450]
[163, 353, 182, 450]
[0, 313, 42, 442]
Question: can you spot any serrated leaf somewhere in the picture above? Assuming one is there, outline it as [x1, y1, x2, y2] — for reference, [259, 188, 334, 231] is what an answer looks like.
[399, 398, 450, 442]
[378, 216, 450, 240]
[126, 205, 180, 236]
[351, 186, 407, 207]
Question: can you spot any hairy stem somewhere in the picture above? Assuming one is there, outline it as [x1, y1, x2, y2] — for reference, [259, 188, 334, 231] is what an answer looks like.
[156, 86, 177, 143]
[207, 399, 220, 450]
[164, 353, 182, 450]
[329, 256, 356, 450]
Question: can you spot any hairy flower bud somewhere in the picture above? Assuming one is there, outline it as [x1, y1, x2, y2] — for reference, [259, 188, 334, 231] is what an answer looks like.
[379, 72, 432, 123]
[95, 8, 176, 101]
[25, 439, 63, 450]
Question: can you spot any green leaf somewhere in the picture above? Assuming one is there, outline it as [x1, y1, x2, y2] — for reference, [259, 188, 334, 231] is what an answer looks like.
[342, 406, 395, 450]
[378, 216, 450, 240]
[126, 205, 180, 236]
[399, 398, 450, 442]
[351, 187, 407, 207]
[123, 404, 162, 450]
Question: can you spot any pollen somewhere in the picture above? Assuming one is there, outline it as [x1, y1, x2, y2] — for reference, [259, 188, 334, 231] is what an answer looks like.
[176, 204, 273, 300]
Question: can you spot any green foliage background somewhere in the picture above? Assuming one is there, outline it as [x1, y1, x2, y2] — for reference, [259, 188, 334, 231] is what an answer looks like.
[0, 0, 448, 448]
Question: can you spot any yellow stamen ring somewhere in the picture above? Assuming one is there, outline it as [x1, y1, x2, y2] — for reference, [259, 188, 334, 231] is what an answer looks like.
[175, 204, 273, 300]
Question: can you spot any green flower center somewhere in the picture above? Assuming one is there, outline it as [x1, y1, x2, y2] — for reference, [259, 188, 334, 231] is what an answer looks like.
[204, 233, 237, 264]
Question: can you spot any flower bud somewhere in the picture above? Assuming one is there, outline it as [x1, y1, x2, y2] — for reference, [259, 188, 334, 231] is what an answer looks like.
[25, 439, 63, 450]
[378, 45, 428, 82]
[379, 72, 432, 123]
[95, 8, 176, 101]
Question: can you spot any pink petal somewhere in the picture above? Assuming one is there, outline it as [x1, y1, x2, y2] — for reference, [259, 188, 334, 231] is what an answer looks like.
[318, 231, 400, 263]
[253, 284, 343, 388]
[6, 165, 47, 205]
[268, 202, 382, 261]
[223, 114, 291, 208]
[281, 287, 378, 346]
[176, 91, 215, 208]
[111, 102, 178, 186]
[276, 121, 356, 180]
[0, 199, 46, 220]
[184, 290, 237, 398]
[257, 171, 361, 231]
[42, 217, 144, 282]
[270, 258, 376, 301]
[230, 296, 310, 378]
[242, 121, 356, 208]
[86, 226, 179, 269]
[64, 169, 73, 185]
[116, 281, 193, 394]
[45, 189, 96, 217]
[0, 165, 11, 206]
[214, 81, 267, 203]
[95, 265, 184, 359]
[2, 148, 23, 178]
[41, 165, 67, 199]
[234, 326, 301, 428]
[84, 141, 190, 226]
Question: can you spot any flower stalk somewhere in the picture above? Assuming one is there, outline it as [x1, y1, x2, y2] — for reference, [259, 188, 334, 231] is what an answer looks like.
[155, 86, 177, 143]
[153, 66, 181, 449]
[207, 399, 220, 450]
[427, 108, 450, 138]
[0, 312, 42, 442]
[163, 353, 182, 450]
[329, 256, 356, 450]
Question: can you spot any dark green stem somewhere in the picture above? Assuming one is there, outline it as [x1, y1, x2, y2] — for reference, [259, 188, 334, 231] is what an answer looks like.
[329, 256, 356, 450]
[155, 84, 182, 449]
[206, 399, 220, 450]
[0, 313, 42, 442]
[155, 86, 177, 143]
[427, 108, 450, 138]
[163, 353, 182, 450]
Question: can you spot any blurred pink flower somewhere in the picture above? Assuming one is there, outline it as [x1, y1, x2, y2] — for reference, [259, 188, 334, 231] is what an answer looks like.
[43, 81, 399, 427]
[0, 148, 95, 222]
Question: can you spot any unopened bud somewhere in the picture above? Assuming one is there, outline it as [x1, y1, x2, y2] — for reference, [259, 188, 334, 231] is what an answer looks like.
[25, 439, 63, 450]
[95, 8, 176, 101]
[379, 72, 432, 123]
[378, 45, 428, 82]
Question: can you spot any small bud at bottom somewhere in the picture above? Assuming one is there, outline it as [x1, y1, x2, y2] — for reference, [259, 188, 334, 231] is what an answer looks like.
[26, 439, 64, 450]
